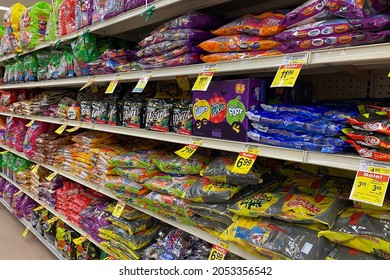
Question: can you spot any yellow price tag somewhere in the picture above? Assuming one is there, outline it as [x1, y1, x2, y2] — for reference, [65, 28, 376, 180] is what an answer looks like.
[66, 125, 81, 132]
[105, 77, 120, 94]
[34, 205, 44, 211]
[31, 164, 40, 174]
[55, 124, 67, 134]
[23, 227, 29, 237]
[388, 72, 390, 78]
[368, 166, 390, 175]
[176, 75, 191, 91]
[91, 84, 99, 94]
[132, 73, 152, 93]
[79, 78, 95, 91]
[112, 201, 126, 218]
[73, 236, 87, 245]
[46, 172, 58, 181]
[350, 170, 389, 207]
[0, 151, 8, 154]
[25, 120, 35, 127]
[192, 65, 217, 91]
[208, 244, 228, 260]
[47, 216, 59, 224]
[271, 64, 303, 88]
[231, 152, 257, 174]
[175, 144, 200, 159]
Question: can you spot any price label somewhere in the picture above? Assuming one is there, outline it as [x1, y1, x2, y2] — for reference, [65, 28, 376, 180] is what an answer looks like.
[66, 125, 82, 132]
[175, 139, 203, 159]
[55, 124, 67, 134]
[31, 164, 40, 174]
[23, 227, 29, 237]
[47, 216, 59, 224]
[176, 75, 191, 91]
[105, 76, 120, 94]
[0, 151, 8, 154]
[231, 152, 257, 174]
[73, 236, 87, 245]
[132, 72, 152, 93]
[208, 244, 228, 260]
[79, 77, 95, 91]
[271, 64, 303, 88]
[112, 201, 126, 218]
[192, 65, 217, 91]
[46, 172, 58, 181]
[25, 120, 35, 127]
[350, 170, 389, 207]
[388, 72, 390, 78]
[91, 84, 99, 94]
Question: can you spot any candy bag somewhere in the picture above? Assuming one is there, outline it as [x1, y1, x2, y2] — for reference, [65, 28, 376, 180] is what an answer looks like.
[4, 3, 26, 53]
[326, 0, 388, 19]
[24, 53, 39, 82]
[45, 0, 63, 41]
[104, 0, 125, 19]
[282, 0, 332, 28]
[75, 0, 93, 30]
[144, 99, 173, 132]
[153, 153, 210, 175]
[139, 29, 212, 48]
[200, 50, 282, 63]
[58, 0, 76, 36]
[143, 174, 198, 198]
[71, 31, 99, 76]
[112, 167, 160, 183]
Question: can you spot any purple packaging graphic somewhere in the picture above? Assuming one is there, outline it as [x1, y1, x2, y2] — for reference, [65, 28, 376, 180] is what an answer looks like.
[192, 78, 266, 142]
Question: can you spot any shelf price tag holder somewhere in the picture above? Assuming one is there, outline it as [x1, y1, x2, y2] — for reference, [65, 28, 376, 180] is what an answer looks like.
[271, 53, 308, 88]
[176, 75, 191, 91]
[175, 138, 203, 159]
[231, 144, 260, 174]
[112, 200, 126, 218]
[350, 160, 390, 207]
[47, 216, 59, 224]
[25, 119, 35, 127]
[192, 64, 217, 91]
[106, 75, 121, 94]
[55, 122, 69, 135]
[23, 227, 30, 238]
[79, 77, 96, 91]
[46, 171, 58, 181]
[73, 236, 87, 245]
[33, 205, 44, 211]
[31, 164, 40, 174]
[66, 123, 83, 133]
[208, 239, 229, 260]
[132, 71, 152, 93]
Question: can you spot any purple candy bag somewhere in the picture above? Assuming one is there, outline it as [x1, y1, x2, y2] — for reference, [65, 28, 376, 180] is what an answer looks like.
[125, 0, 154, 11]
[326, 0, 388, 19]
[139, 52, 201, 69]
[139, 29, 213, 48]
[282, 0, 333, 28]
[277, 30, 390, 53]
[138, 45, 196, 65]
[75, 0, 93, 30]
[275, 13, 390, 42]
[136, 40, 200, 57]
[104, 0, 125, 19]
[152, 12, 223, 34]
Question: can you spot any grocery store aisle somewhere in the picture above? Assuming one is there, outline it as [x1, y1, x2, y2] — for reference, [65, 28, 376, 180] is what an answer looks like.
[0, 203, 57, 260]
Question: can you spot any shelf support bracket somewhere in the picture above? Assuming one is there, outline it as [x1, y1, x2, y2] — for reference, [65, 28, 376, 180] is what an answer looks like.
[335, 65, 371, 81]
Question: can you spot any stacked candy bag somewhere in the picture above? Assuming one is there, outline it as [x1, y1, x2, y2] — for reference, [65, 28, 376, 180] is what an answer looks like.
[2, 3, 26, 54]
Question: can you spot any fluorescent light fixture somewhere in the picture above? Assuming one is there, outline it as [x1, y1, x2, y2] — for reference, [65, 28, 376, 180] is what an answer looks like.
[0, 6, 10, 11]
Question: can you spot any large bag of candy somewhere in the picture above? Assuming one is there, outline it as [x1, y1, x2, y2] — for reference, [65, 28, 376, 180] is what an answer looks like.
[58, 0, 76, 36]
[326, 0, 388, 19]
[75, 0, 93, 30]
[45, 0, 64, 41]
[3, 3, 26, 53]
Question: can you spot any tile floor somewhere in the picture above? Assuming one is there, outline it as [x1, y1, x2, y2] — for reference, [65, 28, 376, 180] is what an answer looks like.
[0, 202, 57, 260]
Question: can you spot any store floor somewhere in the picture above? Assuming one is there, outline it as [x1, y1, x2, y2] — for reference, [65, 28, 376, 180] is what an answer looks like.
[0, 203, 57, 260]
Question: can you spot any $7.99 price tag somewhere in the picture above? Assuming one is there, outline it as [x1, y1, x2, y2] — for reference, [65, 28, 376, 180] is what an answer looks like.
[175, 139, 203, 159]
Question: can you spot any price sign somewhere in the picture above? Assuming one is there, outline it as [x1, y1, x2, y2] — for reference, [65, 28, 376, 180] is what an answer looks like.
[231, 145, 259, 174]
[55, 124, 67, 134]
[208, 243, 228, 260]
[91, 84, 99, 94]
[132, 72, 152, 93]
[105, 75, 121, 94]
[112, 200, 126, 218]
[23, 227, 30, 237]
[66, 125, 82, 133]
[25, 120, 35, 127]
[46, 171, 58, 181]
[176, 75, 191, 91]
[350, 160, 390, 206]
[271, 54, 307, 88]
[73, 236, 87, 245]
[31, 164, 40, 174]
[79, 77, 95, 91]
[175, 139, 203, 159]
[192, 64, 217, 91]
[34, 205, 44, 211]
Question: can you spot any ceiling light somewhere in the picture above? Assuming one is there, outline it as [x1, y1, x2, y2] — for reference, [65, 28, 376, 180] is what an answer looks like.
[0, 6, 10, 11]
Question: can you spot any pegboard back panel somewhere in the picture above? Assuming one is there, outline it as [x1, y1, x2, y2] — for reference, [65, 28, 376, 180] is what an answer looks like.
[303, 75, 369, 101]
[370, 70, 390, 98]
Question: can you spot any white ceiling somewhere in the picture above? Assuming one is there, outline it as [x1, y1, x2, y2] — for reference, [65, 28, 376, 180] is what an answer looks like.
[1, 0, 50, 24]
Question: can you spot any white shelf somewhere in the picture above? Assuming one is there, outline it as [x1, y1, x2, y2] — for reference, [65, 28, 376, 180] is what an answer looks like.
[0, 112, 364, 171]
[0, 144, 261, 260]
[0, 0, 231, 63]
[0, 197, 65, 260]
[0, 173, 103, 253]
[1, 42, 390, 90]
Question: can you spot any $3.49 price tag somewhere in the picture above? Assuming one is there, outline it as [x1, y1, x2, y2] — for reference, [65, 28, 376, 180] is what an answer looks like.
[175, 139, 203, 159]
[192, 65, 217, 91]
[350, 170, 389, 207]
